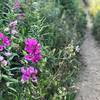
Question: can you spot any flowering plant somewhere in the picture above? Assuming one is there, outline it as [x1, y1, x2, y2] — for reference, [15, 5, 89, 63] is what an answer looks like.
[24, 38, 42, 63]
[21, 66, 38, 83]
[0, 0, 86, 99]
[0, 32, 10, 51]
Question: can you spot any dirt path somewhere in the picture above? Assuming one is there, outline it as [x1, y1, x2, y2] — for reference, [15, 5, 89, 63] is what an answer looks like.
[75, 8, 100, 100]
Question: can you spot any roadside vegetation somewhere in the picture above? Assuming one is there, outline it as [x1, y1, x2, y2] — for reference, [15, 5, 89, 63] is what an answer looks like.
[0, 0, 86, 100]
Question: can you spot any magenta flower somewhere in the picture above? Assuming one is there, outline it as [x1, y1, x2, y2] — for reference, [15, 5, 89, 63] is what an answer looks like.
[24, 38, 37, 54]
[24, 54, 42, 63]
[24, 38, 42, 63]
[2, 36, 10, 46]
[0, 32, 10, 51]
[24, 54, 32, 61]
[0, 32, 4, 38]
[21, 66, 38, 83]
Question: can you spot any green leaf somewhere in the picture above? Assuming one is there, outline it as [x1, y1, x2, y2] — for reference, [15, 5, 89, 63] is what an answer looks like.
[2, 74, 18, 83]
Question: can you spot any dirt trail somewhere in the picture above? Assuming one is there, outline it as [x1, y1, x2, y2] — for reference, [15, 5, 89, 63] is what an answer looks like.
[75, 7, 100, 100]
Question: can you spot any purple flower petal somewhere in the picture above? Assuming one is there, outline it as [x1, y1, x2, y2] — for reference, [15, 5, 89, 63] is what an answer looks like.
[32, 75, 37, 82]
[0, 56, 4, 61]
[24, 54, 32, 61]
[20, 66, 38, 83]
[28, 66, 38, 74]
[0, 45, 4, 51]
[0, 32, 4, 39]
[24, 38, 42, 63]
[21, 67, 26, 74]
[21, 74, 30, 83]
[2, 36, 10, 46]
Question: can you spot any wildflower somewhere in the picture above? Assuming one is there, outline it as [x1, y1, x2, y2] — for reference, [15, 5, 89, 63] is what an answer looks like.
[0, 45, 4, 51]
[2, 36, 10, 46]
[8, 20, 18, 35]
[0, 32, 4, 38]
[24, 38, 37, 54]
[13, 0, 21, 10]
[4, 52, 12, 57]
[9, 20, 17, 28]
[24, 38, 42, 63]
[24, 54, 32, 61]
[20, 66, 38, 83]
[0, 56, 4, 61]
[32, 2, 40, 11]
[24, 54, 42, 63]
[11, 29, 18, 35]
[4, 27, 10, 32]
[1, 60, 8, 66]
[75, 45, 80, 53]
[0, 32, 10, 50]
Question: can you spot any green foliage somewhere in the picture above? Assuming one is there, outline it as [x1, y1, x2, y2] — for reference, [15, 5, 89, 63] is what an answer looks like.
[60, 0, 86, 37]
[0, 0, 86, 100]
[93, 11, 100, 41]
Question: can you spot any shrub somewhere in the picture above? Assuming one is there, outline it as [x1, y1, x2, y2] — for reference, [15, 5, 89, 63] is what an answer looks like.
[60, 0, 86, 37]
[93, 11, 100, 41]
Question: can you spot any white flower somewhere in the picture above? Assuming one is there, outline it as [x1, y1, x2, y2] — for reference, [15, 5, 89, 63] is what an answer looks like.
[75, 45, 80, 53]
[4, 27, 10, 32]
[9, 20, 17, 27]
[1, 60, 8, 66]
[32, 2, 40, 10]
[4, 52, 12, 57]
[11, 29, 18, 35]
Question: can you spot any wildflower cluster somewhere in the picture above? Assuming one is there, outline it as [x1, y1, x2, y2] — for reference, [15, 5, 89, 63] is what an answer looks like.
[13, 0, 21, 10]
[0, 32, 10, 51]
[20, 38, 42, 83]
[24, 38, 42, 63]
[0, 32, 11, 67]
[4, 0, 41, 84]
[21, 66, 38, 83]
